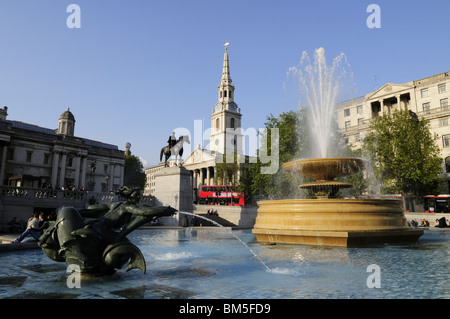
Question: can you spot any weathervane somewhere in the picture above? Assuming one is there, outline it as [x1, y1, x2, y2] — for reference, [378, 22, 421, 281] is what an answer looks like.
[224, 42, 229, 51]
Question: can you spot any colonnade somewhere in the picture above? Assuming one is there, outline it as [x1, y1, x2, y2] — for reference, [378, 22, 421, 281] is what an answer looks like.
[46, 149, 123, 191]
[191, 166, 215, 189]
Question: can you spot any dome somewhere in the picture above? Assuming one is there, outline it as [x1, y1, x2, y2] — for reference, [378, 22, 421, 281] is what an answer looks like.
[59, 107, 75, 122]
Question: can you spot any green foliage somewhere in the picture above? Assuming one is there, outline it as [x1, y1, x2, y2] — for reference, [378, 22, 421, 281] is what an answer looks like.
[337, 148, 368, 197]
[215, 153, 240, 185]
[244, 110, 307, 201]
[123, 155, 146, 191]
[362, 109, 443, 195]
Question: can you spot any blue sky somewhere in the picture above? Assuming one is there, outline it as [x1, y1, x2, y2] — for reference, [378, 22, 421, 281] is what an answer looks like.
[0, 0, 449, 167]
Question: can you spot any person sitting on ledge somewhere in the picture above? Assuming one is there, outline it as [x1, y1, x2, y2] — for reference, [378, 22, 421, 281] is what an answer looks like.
[11, 212, 49, 243]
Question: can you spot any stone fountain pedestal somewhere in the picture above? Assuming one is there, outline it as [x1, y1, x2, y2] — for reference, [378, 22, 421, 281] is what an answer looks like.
[253, 158, 424, 247]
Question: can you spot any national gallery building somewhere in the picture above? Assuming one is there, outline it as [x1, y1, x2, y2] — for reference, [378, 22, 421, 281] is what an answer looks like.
[0, 107, 125, 193]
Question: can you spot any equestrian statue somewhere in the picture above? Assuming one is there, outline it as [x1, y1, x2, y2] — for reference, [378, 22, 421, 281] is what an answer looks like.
[160, 132, 190, 167]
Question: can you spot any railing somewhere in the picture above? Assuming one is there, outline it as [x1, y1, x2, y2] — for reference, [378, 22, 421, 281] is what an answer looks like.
[0, 185, 154, 208]
[416, 106, 450, 118]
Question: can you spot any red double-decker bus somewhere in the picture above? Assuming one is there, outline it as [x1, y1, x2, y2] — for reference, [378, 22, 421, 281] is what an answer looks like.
[423, 195, 450, 213]
[198, 185, 245, 206]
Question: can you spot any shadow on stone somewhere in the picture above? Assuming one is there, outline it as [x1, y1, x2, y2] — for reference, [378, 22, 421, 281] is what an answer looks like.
[0, 276, 27, 287]
[111, 284, 195, 299]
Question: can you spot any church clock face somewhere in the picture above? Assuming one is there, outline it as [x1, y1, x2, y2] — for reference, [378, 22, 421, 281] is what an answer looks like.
[230, 102, 236, 110]
[215, 104, 222, 111]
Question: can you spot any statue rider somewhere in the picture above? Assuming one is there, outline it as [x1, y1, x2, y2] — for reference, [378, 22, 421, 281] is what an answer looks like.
[167, 131, 177, 151]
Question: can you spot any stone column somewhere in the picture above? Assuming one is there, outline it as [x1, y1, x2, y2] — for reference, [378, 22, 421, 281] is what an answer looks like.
[59, 152, 67, 188]
[119, 164, 125, 187]
[0, 144, 8, 185]
[199, 168, 204, 188]
[193, 169, 197, 189]
[206, 166, 211, 186]
[51, 151, 60, 187]
[80, 155, 87, 189]
[74, 154, 81, 188]
[108, 164, 114, 191]
[380, 99, 385, 114]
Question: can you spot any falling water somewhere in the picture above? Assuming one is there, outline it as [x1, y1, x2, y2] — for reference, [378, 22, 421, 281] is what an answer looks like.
[177, 211, 271, 272]
[288, 47, 352, 158]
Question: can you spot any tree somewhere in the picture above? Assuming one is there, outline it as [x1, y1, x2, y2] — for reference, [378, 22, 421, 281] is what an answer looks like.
[215, 153, 240, 185]
[246, 109, 308, 200]
[363, 109, 443, 195]
[123, 155, 146, 191]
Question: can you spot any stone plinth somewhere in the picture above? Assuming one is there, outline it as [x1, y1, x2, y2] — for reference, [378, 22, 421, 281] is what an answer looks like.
[153, 166, 193, 226]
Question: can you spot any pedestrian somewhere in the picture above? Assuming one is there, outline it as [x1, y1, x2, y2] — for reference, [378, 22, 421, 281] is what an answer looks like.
[11, 212, 49, 243]
[26, 212, 40, 229]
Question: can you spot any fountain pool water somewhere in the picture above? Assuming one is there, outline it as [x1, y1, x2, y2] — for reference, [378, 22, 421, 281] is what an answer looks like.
[0, 227, 449, 299]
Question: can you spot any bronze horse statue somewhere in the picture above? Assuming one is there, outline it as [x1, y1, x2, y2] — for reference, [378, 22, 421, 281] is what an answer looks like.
[160, 135, 190, 167]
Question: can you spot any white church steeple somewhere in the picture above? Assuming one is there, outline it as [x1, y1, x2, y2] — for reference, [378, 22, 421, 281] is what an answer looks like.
[210, 43, 243, 157]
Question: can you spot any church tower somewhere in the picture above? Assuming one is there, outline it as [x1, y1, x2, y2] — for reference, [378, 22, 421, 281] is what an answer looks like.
[210, 44, 243, 157]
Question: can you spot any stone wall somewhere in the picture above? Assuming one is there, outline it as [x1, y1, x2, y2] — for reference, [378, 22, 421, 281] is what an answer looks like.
[193, 204, 257, 228]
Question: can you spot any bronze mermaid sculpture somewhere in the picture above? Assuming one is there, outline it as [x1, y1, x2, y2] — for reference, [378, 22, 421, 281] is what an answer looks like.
[38, 186, 176, 275]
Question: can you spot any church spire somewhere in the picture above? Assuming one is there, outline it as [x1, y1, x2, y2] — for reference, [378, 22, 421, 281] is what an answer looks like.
[221, 42, 231, 84]
[218, 43, 235, 105]
[210, 43, 243, 156]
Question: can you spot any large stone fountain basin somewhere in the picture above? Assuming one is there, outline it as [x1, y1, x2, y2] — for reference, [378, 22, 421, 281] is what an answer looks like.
[252, 199, 423, 247]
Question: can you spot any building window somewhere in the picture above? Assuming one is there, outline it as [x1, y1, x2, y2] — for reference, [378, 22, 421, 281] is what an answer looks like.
[224, 90, 227, 98]
[438, 83, 447, 94]
[443, 134, 450, 148]
[422, 102, 431, 114]
[26, 151, 32, 163]
[357, 105, 363, 115]
[345, 121, 351, 130]
[440, 118, 449, 127]
[358, 118, 364, 126]
[230, 118, 235, 129]
[445, 157, 450, 173]
[344, 137, 349, 144]
[344, 109, 350, 117]
[441, 98, 449, 110]
[421, 88, 429, 98]
[44, 153, 50, 165]
[6, 149, 14, 161]
[216, 118, 220, 130]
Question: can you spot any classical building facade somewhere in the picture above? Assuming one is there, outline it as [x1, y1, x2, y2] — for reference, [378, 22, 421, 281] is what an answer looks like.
[336, 71, 450, 192]
[145, 46, 245, 198]
[0, 107, 126, 193]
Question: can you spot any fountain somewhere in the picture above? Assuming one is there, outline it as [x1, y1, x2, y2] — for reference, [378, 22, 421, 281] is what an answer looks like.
[252, 48, 423, 247]
[253, 157, 424, 246]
